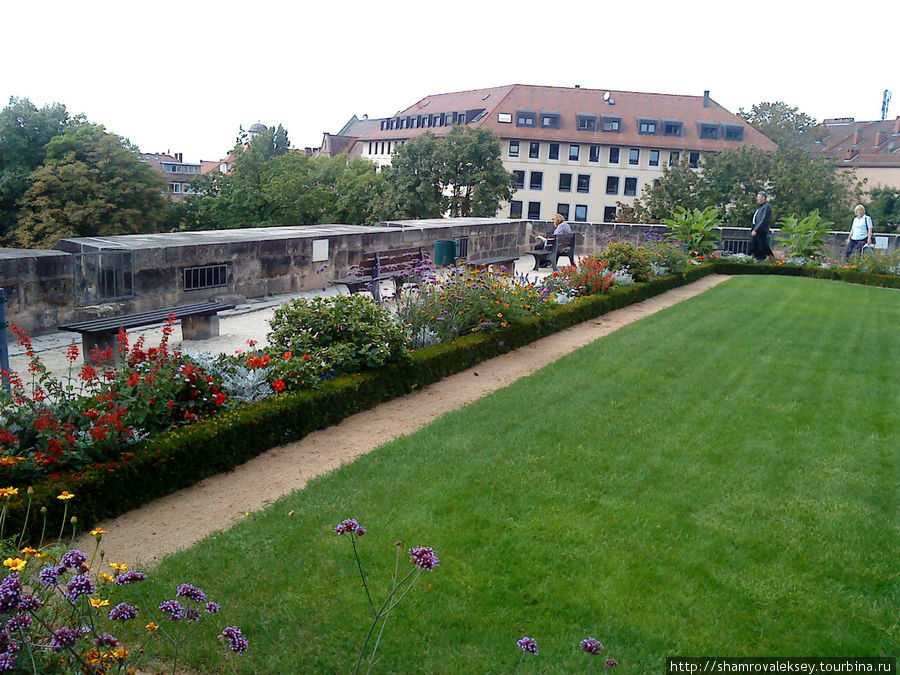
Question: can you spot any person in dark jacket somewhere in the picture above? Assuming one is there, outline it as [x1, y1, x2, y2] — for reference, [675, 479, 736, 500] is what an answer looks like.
[749, 191, 774, 261]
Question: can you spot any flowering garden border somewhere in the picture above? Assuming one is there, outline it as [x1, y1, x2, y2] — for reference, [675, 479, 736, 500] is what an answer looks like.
[2, 262, 897, 541]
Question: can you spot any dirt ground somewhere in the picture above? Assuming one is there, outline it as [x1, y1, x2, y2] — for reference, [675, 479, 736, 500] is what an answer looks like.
[58, 275, 731, 565]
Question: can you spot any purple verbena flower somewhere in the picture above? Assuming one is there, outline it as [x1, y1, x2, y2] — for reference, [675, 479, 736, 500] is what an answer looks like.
[16, 595, 41, 611]
[108, 603, 139, 621]
[176, 583, 206, 603]
[5, 614, 31, 632]
[517, 636, 539, 654]
[64, 575, 96, 602]
[334, 518, 363, 535]
[606, 658, 619, 670]
[93, 633, 120, 648]
[185, 609, 201, 622]
[0, 652, 15, 671]
[220, 626, 249, 654]
[114, 571, 147, 585]
[205, 601, 221, 614]
[60, 549, 87, 569]
[38, 566, 64, 588]
[408, 547, 439, 571]
[0, 575, 20, 614]
[49, 626, 81, 652]
[158, 599, 185, 621]
[580, 637, 604, 655]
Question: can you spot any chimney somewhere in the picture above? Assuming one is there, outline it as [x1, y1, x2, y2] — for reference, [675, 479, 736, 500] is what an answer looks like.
[894, 116, 900, 134]
[363, 114, 368, 119]
[853, 129, 862, 145]
[574, 84, 580, 88]
[703, 90, 710, 107]
[875, 131, 886, 147]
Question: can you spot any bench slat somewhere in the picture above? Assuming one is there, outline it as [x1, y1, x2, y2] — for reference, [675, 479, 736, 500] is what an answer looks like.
[59, 302, 235, 335]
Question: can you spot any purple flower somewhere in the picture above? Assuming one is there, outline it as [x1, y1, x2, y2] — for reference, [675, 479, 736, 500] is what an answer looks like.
[220, 626, 249, 653]
[580, 637, 604, 654]
[0, 575, 21, 614]
[6, 614, 31, 632]
[49, 626, 81, 652]
[0, 652, 16, 671]
[114, 571, 147, 585]
[16, 595, 41, 611]
[64, 575, 96, 602]
[517, 636, 539, 654]
[108, 603, 139, 621]
[60, 549, 87, 569]
[606, 658, 619, 670]
[186, 608, 201, 622]
[176, 583, 206, 603]
[408, 547, 439, 571]
[158, 599, 185, 621]
[38, 565, 65, 587]
[205, 601, 221, 614]
[334, 518, 364, 535]
[93, 633, 120, 648]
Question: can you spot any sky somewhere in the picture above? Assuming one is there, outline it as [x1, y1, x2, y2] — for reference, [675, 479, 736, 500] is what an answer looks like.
[3, 0, 897, 164]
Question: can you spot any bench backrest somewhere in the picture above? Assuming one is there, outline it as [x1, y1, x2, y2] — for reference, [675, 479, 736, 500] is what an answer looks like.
[348, 247, 428, 279]
[546, 233, 576, 255]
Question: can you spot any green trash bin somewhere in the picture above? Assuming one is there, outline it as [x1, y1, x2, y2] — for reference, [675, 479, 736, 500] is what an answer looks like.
[433, 240, 457, 266]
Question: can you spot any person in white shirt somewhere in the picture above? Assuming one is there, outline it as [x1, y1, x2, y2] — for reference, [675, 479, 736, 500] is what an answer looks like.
[845, 204, 873, 259]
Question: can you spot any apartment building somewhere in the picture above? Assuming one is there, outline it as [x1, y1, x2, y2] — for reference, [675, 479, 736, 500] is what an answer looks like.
[350, 84, 777, 222]
[138, 152, 202, 201]
[813, 117, 900, 191]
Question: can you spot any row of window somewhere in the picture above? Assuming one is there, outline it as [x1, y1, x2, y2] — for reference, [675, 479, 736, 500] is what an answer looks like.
[512, 170, 641, 197]
[379, 109, 484, 131]
[505, 111, 744, 140]
[508, 140, 700, 168]
[367, 140, 399, 155]
[168, 182, 195, 194]
[509, 201, 618, 223]
[163, 164, 201, 174]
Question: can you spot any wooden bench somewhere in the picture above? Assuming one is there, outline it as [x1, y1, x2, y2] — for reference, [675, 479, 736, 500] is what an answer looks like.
[524, 232, 578, 271]
[59, 301, 235, 364]
[463, 254, 519, 274]
[330, 247, 429, 302]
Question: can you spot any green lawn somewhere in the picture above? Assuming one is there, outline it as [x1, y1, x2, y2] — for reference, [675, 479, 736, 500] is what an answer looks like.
[140, 276, 899, 673]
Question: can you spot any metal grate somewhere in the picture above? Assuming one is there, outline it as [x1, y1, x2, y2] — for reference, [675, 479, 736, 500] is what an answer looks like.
[183, 264, 228, 291]
[73, 250, 134, 306]
[721, 239, 751, 255]
[454, 236, 469, 259]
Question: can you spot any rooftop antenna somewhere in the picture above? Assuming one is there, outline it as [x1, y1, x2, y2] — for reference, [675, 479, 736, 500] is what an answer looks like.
[882, 89, 892, 121]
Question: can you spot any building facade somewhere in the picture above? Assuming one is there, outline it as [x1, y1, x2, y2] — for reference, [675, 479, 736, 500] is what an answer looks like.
[349, 84, 777, 222]
[138, 152, 202, 201]
[813, 117, 900, 191]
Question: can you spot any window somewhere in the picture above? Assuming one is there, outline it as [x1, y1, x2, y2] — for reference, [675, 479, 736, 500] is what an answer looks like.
[569, 144, 580, 161]
[457, 112, 466, 124]
[589, 145, 600, 162]
[498, 112, 512, 123]
[183, 264, 228, 291]
[529, 171, 543, 190]
[509, 140, 519, 158]
[609, 147, 620, 164]
[669, 150, 680, 166]
[577, 114, 597, 131]
[602, 116, 622, 132]
[367, 142, 373, 154]
[541, 112, 560, 128]
[724, 124, 744, 141]
[662, 120, 683, 137]
[529, 141, 540, 159]
[513, 170, 525, 190]
[556, 203, 570, 220]
[606, 176, 619, 194]
[558, 173, 572, 192]
[549, 143, 560, 160]
[689, 152, 700, 168]
[603, 206, 617, 223]
[577, 174, 591, 193]
[169, 183, 181, 193]
[698, 123, 718, 140]
[574, 204, 588, 222]
[639, 119, 658, 134]
[628, 148, 640, 165]
[509, 200, 523, 218]
[649, 149, 660, 166]
[527, 201, 541, 219]
[624, 177, 638, 196]
[516, 111, 536, 127]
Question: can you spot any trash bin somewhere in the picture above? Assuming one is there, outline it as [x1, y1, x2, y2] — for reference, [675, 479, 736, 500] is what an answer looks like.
[433, 240, 457, 266]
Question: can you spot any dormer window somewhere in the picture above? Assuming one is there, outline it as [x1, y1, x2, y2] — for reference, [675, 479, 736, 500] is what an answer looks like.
[638, 119, 658, 135]
[723, 124, 744, 141]
[498, 112, 512, 123]
[516, 110, 536, 127]
[698, 122, 719, 140]
[662, 120, 683, 137]
[540, 111, 561, 129]
[576, 114, 597, 131]
[602, 116, 622, 133]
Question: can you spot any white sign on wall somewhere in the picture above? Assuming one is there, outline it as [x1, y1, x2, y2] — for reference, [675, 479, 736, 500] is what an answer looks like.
[874, 236, 888, 250]
[312, 239, 329, 262]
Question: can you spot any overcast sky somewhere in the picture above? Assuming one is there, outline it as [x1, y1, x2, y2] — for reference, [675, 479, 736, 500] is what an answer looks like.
[4, 0, 897, 164]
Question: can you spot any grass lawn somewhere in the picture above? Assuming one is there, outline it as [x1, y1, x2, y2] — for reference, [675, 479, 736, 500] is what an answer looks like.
[139, 276, 899, 673]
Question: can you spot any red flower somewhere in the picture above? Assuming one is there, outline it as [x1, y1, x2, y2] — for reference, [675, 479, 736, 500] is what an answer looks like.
[166, 401, 176, 408]
[272, 380, 285, 392]
[214, 393, 227, 405]
[66, 345, 80, 362]
[126, 372, 140, 387]
[284, 351, 293, 360]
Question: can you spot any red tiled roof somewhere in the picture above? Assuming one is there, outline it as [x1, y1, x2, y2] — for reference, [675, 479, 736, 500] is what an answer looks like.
[814, 117, 900, 167]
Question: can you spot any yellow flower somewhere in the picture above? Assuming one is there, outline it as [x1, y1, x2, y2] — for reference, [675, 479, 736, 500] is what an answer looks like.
[0, 458, 24, 467]
[90, 527, 107, 538]
[56, 491, 75, 501]
[145, 622, 159, 633]
[2, 558, 26, 572]
[113, 648, 129, 660]
[98, 572, 115, 583]
[20, 547, 39, 556]
[89, 597, 109, 609]
[109, 562, 128, 572]
[0, 487, 18, 498]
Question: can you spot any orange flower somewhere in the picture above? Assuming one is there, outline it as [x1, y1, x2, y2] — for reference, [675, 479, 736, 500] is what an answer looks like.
[284, 351, 293, 360]
[56, 491, 75, 501]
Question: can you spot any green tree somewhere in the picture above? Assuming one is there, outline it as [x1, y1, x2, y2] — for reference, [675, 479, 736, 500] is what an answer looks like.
[14, 124, 167, 248]
[861, 187, 900, 233]
[0, 97, 79, 241]
[737, 101, 826, 150]
[382, 132, 445, 219]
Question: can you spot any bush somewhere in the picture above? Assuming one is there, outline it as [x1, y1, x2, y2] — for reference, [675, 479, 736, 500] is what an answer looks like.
[641, 240, 690, 276]
[596, 242, 653, 282]
[663, 206, 723, 256]
[560, 256, 616, 296]
[777, 210, 833, 259]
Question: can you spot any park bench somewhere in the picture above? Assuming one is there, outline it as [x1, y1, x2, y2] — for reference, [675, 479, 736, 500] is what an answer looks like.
[59, 301, 235, 364]
[463, 254, 520, 274]
[524, 232, 578, 271]
[330, 246, 429, 302]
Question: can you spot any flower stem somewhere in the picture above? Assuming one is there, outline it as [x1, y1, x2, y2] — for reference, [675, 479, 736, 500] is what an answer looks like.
[351, 537, 377, 617]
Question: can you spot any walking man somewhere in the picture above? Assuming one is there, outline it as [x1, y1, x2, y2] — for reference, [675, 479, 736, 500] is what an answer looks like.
[749, 191, 774, 261]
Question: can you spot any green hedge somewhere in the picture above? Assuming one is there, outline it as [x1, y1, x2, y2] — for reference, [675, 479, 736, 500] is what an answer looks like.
[7, 263, 896, 541]
[713, 261, 900, 289]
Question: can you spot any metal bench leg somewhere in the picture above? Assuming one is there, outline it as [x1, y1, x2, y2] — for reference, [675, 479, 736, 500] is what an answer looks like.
[182, 315, 220, 340]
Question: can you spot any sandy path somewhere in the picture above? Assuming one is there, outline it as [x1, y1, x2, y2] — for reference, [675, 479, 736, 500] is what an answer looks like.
[73, 274, 730, 565]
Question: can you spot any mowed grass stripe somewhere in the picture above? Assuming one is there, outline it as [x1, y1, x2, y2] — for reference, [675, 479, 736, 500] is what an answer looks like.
[141, 276, 898, 673]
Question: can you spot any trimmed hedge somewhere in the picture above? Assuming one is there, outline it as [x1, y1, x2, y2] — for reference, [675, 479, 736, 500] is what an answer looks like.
[713, 261, 900, 289]
[5, 263, 896, 541]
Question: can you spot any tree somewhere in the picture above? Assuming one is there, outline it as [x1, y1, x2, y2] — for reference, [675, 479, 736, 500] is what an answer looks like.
[861, 187, 900, 233]
[14, 124, 167, 248]
[0, 97, 79, 241]
[737, 101, 826, 151]
[382, 132, 445, 219]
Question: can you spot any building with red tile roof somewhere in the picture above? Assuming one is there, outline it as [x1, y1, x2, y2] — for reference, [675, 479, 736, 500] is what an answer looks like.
[138, 152, 202, 201]
[813, 117, 900, 191]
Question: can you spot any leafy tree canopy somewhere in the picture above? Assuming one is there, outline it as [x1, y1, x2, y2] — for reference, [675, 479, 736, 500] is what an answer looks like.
[737, 101, 826, 151]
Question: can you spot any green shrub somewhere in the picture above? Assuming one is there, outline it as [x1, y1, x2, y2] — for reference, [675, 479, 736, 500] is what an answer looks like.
[597, 242, 653, 282]
[664, 206, 723, 256]
[642, 240, 690, 275]
[777, 210, 833, 259]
